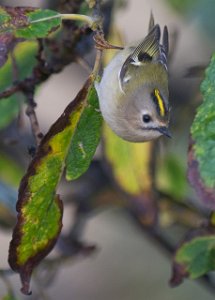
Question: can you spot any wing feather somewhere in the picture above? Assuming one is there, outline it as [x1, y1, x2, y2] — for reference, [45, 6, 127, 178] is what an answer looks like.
[119, 14, 169, 90]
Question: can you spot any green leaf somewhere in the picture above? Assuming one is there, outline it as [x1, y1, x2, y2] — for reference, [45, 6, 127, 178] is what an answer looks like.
[103, 125, 152, 195]
[0, 40, 38, 129]
[8, 76, 100, 295]
[156, 154, 188, 199]
[0, 6, 61, 39]
[176, 236, 215, 278]
[15, 10, 61, 39]
[0, 41, 38, 91]
[188, 54, 215, 209]
[191, 53, 215, 189]
[65, 85, 102, 180]
[103, 127, 158, 226]
[170, 229, 215, 285]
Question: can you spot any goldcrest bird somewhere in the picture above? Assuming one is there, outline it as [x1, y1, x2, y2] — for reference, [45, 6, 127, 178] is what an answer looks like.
[96, 14, 171, 142]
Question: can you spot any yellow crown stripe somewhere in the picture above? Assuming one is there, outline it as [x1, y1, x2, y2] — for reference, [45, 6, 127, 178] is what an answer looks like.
[155, 89, 165, 117]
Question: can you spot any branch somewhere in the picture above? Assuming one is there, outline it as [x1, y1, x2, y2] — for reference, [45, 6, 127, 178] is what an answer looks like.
[0, 84, 20, 99]
[25, 88, 43, 147]
[0, 8, 94, 101]
[24, 40, 45, 147]
[0, 1, 120, 103]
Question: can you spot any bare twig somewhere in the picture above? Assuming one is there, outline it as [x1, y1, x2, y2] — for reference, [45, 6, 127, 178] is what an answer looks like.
[23, 40, 45, 147]
[0, 84, 20, 99]
[93, 0, 123, 51]
[92, 48, 102, 78]
[25, 90, 43, 147]
[75, 56, 92, 74]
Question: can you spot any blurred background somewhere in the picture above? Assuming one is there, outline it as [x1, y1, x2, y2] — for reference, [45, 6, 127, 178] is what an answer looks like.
[0, 0, 215, 299]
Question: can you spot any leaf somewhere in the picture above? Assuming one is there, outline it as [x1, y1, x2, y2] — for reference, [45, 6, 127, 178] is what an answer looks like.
[0, 40, 38, 129]
[0, 42, 37, 128]
[65, 85, 102, 180]
[0, 41, 38, 91]
[191, 54, 215, 188]
[188, 53, 215, 209]
[156, 154, 188, 199]
[103, 126, 158, 226]
[0, 6, 59, 67]
[103, 125, 152, 195]
[0, 6, 61, 39]
[8, 76, 100, 295]
[170, 53, 215, 287]
[170, 227, 215, 286]
[188, 144, 215, 209]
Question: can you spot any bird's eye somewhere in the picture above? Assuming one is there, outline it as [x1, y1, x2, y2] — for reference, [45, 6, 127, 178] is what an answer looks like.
[142, 114, 151, 123]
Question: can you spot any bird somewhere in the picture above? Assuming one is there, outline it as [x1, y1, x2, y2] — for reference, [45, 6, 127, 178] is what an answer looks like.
[96, 13, 171, 142]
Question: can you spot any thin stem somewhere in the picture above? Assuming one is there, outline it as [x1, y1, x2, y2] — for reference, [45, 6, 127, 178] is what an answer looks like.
[61, 14, 95, 28]
[30, 13, 96, 30]
[24, 40, 45, 148]
[25, 91, 43, 147]
[0, 84, 20, 99]
[92, 48, 102, 78]
[75, 56, 92, 74]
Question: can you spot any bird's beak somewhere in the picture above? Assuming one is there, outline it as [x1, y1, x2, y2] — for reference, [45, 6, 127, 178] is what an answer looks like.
[157, 126, 172, 138]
